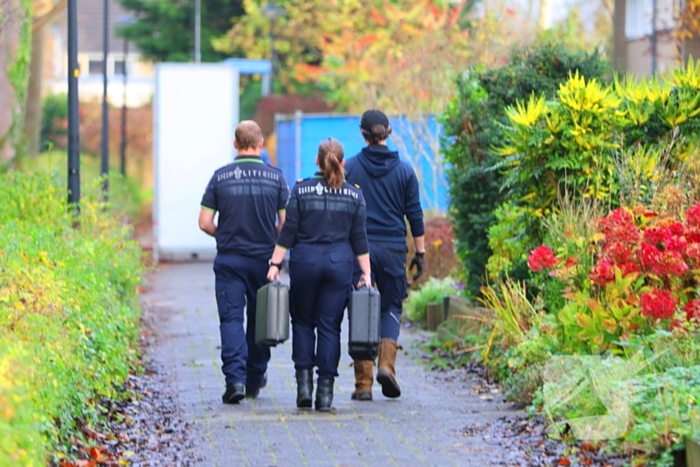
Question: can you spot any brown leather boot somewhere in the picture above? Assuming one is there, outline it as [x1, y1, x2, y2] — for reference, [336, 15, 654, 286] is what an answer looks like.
[351, 360, 373, 401]
[376, 338, 401, 398]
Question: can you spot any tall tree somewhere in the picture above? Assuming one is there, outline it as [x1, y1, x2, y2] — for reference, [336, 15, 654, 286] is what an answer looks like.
[213, 0, 516, 104]
[678, 0, 700, 44]
[538, 0, 551, 30]
[0, 0, 32, 163]
[117, 0, 245, 62]
[24, 0, 66, 156]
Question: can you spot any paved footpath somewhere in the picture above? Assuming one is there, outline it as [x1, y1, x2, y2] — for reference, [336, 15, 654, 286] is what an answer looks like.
[143, 262, 519, 467]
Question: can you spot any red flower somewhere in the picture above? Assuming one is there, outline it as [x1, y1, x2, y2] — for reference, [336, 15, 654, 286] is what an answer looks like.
[669, 222, 686, 237]
[527, 245, 559, 272]
[685, 299, 700, 322]
[638, 243, 661, 271]
[686, 202, 700, 228]
[687, 243, 700, 267]
[643, 223, 687, 253]
[686, 227, 700, 244]
[641, 289, 677, 320]
[643, 227, 672, 248]
[590, 259, 615, 286]
[599, 208, 640, 244]
[604, 241, 633, 264]
[666, 235, 688, 253]
[652, 250, 689, 277]
[619, 261, 640, 277]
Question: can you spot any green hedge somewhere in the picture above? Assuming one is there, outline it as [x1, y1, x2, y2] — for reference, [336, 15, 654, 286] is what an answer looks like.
[0, 171, 144, 465]
[441, 42, 610, 296]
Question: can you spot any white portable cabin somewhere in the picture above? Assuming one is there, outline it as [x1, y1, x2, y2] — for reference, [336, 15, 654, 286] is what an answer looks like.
[152, 63, 239, 262]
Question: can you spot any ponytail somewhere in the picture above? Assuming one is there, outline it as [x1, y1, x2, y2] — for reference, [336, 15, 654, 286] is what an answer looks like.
[318, 138, 345, 190]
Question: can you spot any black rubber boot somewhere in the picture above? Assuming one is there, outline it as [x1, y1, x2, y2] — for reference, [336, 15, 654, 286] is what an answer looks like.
[296, 369, 313, 408]
[246, 373, 268, 399]
[222, 383, 245, 404]
[315, 378, 334, 412]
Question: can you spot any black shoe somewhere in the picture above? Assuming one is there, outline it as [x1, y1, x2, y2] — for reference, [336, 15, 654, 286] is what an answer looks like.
[246, 373, 268, 399]
[296, 369, 313, 408]
[315, 378, 334, 412]
[222, 383, 245, 404]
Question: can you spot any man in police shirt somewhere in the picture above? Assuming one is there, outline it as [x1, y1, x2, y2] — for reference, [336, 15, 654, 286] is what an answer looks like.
[199, 121, 289, 404]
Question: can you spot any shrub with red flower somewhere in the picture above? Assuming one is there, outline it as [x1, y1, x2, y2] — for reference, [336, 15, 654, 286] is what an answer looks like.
[641, 289, 677, 320]
[527, 245, 559, 272]
[531, 202, 700, 343]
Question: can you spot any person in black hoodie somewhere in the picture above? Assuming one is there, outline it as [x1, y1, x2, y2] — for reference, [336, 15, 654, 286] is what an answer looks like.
[344, 109, 425, 401]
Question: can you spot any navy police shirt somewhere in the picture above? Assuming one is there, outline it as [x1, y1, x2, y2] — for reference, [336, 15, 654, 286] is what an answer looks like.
[201, 155, 288, 260]
[276, 174, 369, 256]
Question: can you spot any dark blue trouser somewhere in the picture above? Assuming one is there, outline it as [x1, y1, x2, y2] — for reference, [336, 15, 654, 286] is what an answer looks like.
[289, 242, 354, 380]
[213, 252, 270, 387]
[352, 241, 408, 341]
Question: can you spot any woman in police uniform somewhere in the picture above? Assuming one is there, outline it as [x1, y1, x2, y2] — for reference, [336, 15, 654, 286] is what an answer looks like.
[267, 138, 372, 412]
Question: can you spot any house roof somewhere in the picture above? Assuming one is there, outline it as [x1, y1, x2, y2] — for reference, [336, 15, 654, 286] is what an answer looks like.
[55, 0, 137, 55]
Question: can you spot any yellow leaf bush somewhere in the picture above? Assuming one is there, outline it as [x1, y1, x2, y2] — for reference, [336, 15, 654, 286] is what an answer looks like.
[489, 60, 700, 279]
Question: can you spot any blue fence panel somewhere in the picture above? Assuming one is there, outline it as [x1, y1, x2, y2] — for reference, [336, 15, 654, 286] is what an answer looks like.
[275, 114, 449, 214]
[275, 118, 297, 189]
[299, 116, 364, 178]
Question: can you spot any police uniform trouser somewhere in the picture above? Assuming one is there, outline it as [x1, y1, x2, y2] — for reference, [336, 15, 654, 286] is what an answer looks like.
[289, 242, 354, 380]
[353, 242, 408, 341]
[213, 252, 271, 387]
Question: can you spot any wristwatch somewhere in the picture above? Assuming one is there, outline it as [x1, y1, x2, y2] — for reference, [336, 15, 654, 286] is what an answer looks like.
[268, 259, 283, 268]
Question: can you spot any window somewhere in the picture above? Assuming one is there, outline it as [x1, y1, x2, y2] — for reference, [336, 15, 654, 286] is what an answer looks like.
[626, 0, 681, 41]
[114, 60, 126, 75]
[88, 59, 104, 75]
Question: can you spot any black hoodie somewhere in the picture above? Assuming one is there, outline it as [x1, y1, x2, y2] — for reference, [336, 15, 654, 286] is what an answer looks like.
[345, 144, 424, 244]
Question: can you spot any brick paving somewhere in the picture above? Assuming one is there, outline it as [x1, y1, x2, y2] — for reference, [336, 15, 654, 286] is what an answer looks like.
[143, 262, 518, 467]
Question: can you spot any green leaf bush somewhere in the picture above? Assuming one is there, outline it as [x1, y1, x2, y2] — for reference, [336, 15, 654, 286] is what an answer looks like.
[405, 277, 461, 323]
[441, 42, 610, 296]
[0, 171, 145, 465]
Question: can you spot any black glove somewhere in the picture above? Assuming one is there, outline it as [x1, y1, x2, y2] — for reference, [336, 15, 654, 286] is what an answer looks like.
[409, 252, 425, 281]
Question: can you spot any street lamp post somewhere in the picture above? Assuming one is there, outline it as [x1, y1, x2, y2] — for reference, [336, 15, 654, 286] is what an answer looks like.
[194, 0, 201, 62]
[101, 0, 110, 198]
[67, 0, 80, 207]
[116, 16, 136, 177]
[260, 2, 286, 96]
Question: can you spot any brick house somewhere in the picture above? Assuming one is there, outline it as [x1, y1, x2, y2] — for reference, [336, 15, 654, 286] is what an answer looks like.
[46, 0, 154, 107]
